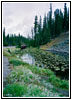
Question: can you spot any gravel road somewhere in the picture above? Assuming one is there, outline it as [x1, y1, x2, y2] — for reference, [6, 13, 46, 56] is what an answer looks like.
[3, 56, 11, 87]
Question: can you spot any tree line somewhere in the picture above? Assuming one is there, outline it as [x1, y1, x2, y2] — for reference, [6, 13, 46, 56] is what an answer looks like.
[31, 3, 69, 47]
[3, 3, 69, 47]
[3, 28, 31, 47]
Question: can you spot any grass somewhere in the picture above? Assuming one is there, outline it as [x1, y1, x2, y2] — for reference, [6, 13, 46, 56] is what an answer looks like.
[3, 50, 11, 57]
[3, 47, 69, 97]
[8, 58, 69, 90]
[3, 83, 28, 97]
[3, 82, 61, 97]
[49, 75, 69, 89]
[9, 58, 54, 76]
[9, 59, 25, 66]
[7, 65, 41, 85]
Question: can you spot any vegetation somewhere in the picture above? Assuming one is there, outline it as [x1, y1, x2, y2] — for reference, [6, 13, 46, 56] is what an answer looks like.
[3, 47, 69, 97]
[3, 83, 27, 97]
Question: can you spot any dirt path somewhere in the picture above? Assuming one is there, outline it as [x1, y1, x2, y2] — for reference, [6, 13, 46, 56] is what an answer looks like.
[3, 56, 11, 87]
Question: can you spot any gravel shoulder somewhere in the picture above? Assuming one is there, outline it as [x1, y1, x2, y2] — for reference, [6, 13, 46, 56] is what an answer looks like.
[3, 56, 11, 87]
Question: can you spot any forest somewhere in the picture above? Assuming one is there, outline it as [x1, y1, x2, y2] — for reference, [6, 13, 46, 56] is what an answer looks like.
[3, 3, 69, 47]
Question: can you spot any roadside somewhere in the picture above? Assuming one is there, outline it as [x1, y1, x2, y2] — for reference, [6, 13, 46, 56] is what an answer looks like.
[3, 56, 11, 87]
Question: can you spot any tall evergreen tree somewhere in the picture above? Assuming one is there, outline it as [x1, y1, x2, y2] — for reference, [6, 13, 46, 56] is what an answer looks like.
[48, 3, 52, 37]
[42, 14, 51, 44]
[63, 3, 68, 31]
[31, 27, 34, 39]
[42, 14, 47, 44]
[51, 19, 55, 38]
[67, 8, 69, 30]
[34, 15, 38, 46]
[38, 16, 42, 45]
[54, 9, 61, 36]
[31, 27, 34, 46]
[3, 27, 7, 46]
[3, 27, 5, 46]
[59, 9, 63, 33]
[6, 34, 10, 45]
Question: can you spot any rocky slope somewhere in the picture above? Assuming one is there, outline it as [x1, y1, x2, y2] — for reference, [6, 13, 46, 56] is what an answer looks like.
[40, 32, 69, 55]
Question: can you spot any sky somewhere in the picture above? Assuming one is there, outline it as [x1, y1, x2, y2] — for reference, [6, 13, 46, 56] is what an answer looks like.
[2, 2, 70, 38]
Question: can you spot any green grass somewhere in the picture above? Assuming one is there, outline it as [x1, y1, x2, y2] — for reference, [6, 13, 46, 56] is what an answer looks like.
[3, 50, 11, 57]
[9, 57, 54, 76]
[49, 75, 69, 89]
[9, 57, 69, 90]
[3, 83, 28, 97]
[7, 65, 40, 85]
[9, 59, 25, 66]
[4, 82, 59, 97]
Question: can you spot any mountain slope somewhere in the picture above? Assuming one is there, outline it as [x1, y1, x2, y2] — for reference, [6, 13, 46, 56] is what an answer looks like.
[40, 31, 69, 54]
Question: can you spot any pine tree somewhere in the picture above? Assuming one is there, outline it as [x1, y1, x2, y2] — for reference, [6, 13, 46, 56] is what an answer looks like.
[48, 3, 52, 37]
[3, 27, 5, 46]
[59, 9, 63, 33]
[67, 8, 69, 30]
[63, 3, 68, 31]
[38, 16, 42, 45]
[42, 14, 47, 44]
[6, 34, 10, 45]
[3, 27, 8, 46]
[50, 19, 55, 38]
[54, 9, 60, 36]
[31, 27, 34, 46]
[34, 15, 38, 46]
[31, 27, 34, 39]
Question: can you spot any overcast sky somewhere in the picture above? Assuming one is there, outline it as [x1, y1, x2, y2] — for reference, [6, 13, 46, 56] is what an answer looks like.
[2, 2, 70, 38]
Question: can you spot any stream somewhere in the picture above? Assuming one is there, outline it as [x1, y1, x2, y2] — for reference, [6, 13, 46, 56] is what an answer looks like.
[21, 53, 35, 65]
[20, 52, 69, 80]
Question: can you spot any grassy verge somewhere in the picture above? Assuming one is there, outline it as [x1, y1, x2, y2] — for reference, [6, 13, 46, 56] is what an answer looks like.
[8, 58, 69, 89]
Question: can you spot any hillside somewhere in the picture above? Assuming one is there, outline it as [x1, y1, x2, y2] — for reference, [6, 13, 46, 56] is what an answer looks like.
[40, 32, 69, 54]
